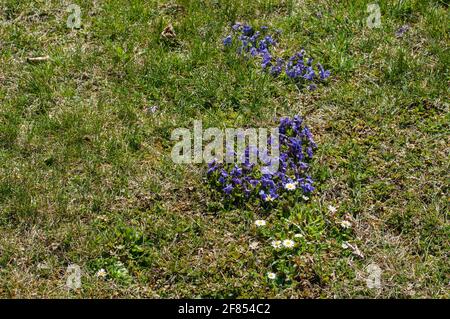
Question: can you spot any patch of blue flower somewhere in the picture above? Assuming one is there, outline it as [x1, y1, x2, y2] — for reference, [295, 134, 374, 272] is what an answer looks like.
[207, 116, 317, 207]
[223, 23, 331, 90]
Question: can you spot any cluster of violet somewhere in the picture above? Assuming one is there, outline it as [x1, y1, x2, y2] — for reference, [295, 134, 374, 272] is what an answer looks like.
[223, 23, 331, 90]
[207, 116, 316, 205]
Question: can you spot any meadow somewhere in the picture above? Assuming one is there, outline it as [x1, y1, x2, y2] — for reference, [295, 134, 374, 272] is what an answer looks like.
[0, 0, 448, 298]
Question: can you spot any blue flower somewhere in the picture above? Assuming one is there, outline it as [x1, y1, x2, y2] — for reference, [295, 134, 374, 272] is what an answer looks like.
[223, 184, 233, 195]
[261, 176, 276, 189]
[301, 183, 314, 193]
[207, 165, 217, 174]
[218, 176, 226, 184]
[249, 32, 260, 44]
[299, 162, 309, 170]
[232, 177, 242, 185]
[207, 160, 218, 174]
[259, 189, 278, 202]
[242, 25, 253, 36]
[232, 23, 241, 31]
[270, 58, 284, 76]
[249, 179, 259, 187]
[258, 40, 268, 52]
[207, 115, 317, 206]
[303, 66, 315, 80]
[270, 65, 282, 76]
[261, 52, 272, 69]
[264, 35, 276, 46]
[231, 165, 242, 177]
[223, 35, 232, 46]
[317, 63, 330, 80]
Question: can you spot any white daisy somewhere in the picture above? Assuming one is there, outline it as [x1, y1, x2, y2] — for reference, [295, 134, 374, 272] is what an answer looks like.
[284, 182, 297, 191]
[96, 268, 107, 278]
[340, 220, 352, 229]
[254, 219, 266, 227]
[328, 205, 337, 213]
[267, 272, 276, 280]
[271, 240, 282, 249]
[282, 239, 295, 248]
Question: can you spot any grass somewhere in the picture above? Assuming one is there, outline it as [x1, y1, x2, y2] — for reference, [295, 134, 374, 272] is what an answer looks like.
[0, 0, 448, 298]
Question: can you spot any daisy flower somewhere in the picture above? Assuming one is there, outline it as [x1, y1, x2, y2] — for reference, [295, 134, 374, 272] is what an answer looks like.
[328, 205, 337, 214]
[284, 182, 297, 191]
[254, 220, 267, 227]
[96, 268, 107, 278]
[267, 272, 276, 280]
[271, 240, 282, 249]
[282, 239, 295, 248]
[340, 220, 352, 229]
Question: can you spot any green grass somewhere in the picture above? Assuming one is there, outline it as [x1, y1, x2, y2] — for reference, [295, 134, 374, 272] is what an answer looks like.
[0, 0, 448, 298]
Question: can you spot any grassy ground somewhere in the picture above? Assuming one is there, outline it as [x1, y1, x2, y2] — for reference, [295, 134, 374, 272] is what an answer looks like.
[0, 0, 448, 298]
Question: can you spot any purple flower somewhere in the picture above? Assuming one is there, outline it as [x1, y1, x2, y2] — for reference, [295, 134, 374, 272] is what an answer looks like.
[259, 189, 278, 202]
[207, 160, 218, 174]
[269, 58, 284, 76]
[242, 25, 253, 36]
[317, 63, 330, 80]
[207, 115, 317, 207]
[301, 183, 314, 193]
[299, 162, 309, 170]
[249, 32, 260, 44]
[223, 35, 232, 46]
[270, 65, 282, 76]
[258, 40, 268, 52]
[264, 35, 276, 46]
[261, 176, 276, 189]
[232, 177, 242, 185]
[306, 146, 313, 158]
[231, 165, 242, 177]
[303, 66, 315, 80]
[232, 23, 241, 31]
[223, 184, 233, 195]
[395, 25, 410, 38]
[249, 179, 259, 187]
[261, 52, 272, 69]
[218, 176, 226, 184]
[207, 164, 217, 174]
